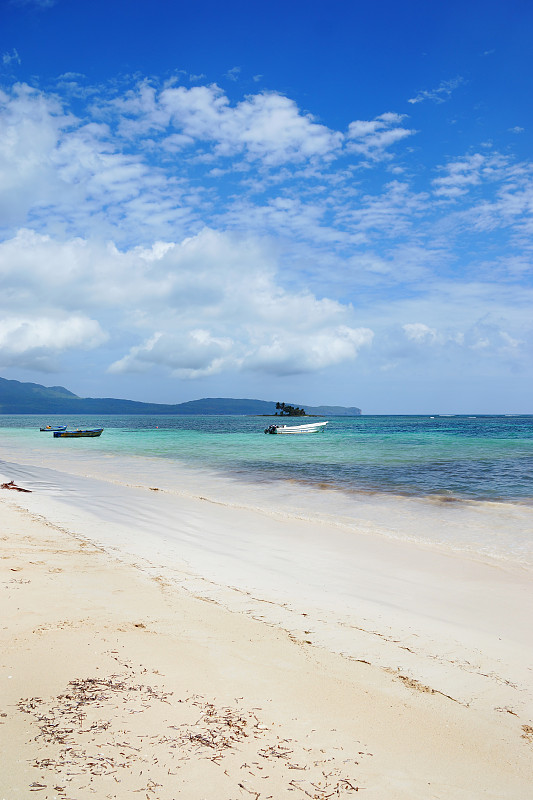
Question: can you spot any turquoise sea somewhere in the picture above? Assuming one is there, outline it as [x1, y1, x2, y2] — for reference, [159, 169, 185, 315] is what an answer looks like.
[0, 413, 532, 503]
[1, 413, 533, 568]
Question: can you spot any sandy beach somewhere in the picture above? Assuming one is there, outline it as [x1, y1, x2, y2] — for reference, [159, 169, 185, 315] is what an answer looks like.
[1, 459, 533, 800]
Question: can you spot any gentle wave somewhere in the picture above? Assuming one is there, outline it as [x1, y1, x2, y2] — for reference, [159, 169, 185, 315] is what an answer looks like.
[1, 413, 532, 566]
[1, 413, 532, 502]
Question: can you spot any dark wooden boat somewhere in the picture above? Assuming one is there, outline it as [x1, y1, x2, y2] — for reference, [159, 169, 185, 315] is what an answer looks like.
[53, 428, 104, 438]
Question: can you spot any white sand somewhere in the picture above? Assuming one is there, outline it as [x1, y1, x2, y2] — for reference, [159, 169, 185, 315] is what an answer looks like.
[1, 460, 533, 798]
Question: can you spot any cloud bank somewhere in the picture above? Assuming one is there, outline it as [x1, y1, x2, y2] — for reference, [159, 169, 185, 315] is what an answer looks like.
[0, 73, 531, 399]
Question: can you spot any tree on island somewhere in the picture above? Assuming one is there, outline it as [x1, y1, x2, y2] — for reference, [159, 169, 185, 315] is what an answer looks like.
[275, 402, 306, 416]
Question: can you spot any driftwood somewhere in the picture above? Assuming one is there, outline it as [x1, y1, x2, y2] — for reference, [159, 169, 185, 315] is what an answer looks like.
[1, 480, 31, 493]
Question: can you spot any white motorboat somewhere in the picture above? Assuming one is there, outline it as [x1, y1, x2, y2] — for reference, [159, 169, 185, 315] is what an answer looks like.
[264, 421, 328, 434]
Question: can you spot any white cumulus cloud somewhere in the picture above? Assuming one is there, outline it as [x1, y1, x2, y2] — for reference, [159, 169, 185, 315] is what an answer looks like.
[0, 226, 374, 379]
[246, 326, 374, 376]
[159, 84, 343, 164]
[403, 323, 438, 343]
[347, 113, 415, 161]
[0, 315, 107, 370]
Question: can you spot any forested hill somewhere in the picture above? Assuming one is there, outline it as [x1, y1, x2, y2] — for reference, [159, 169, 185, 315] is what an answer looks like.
[0, 377, 361, 416]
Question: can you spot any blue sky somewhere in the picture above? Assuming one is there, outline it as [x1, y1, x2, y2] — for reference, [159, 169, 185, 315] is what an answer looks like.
[0, 0, 532, 413]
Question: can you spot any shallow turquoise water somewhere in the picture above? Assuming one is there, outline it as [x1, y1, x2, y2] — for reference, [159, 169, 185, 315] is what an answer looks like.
[1, 414, 532, 502]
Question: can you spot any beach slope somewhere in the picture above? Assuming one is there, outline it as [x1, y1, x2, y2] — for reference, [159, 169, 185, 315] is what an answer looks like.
[1, 494, 532, 799]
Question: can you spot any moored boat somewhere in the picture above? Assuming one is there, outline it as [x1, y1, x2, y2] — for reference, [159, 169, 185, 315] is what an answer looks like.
[53, 428, 104, 438]
[40, 425, 67, 432]
[264, 421, 328, 434]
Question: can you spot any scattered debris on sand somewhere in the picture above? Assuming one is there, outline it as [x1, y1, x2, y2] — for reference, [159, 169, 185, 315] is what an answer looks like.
[17, 673, 365, 798]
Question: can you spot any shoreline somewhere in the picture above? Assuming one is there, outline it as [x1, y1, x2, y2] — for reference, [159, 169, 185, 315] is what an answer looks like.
[1, 442, 533, 567]
[1, 449, 533, 797]
[1, 415, 533, 510]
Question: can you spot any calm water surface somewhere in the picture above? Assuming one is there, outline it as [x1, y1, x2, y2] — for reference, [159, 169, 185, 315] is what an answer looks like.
[1, 414, 532, 503]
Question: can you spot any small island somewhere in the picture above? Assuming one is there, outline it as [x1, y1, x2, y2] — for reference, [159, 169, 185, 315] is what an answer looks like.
[274, 402, 306, 417]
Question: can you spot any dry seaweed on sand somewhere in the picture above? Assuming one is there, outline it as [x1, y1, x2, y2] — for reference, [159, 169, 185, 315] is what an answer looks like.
[17, 674, 364, 797]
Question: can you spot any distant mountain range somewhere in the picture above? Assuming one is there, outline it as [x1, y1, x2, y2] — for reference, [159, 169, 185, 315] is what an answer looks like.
[0, 377, 361, 416]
